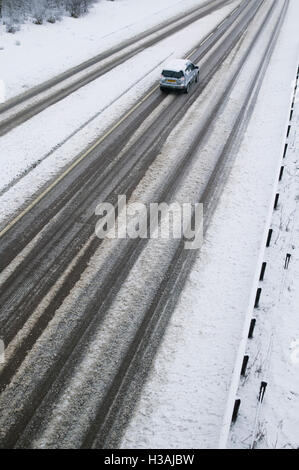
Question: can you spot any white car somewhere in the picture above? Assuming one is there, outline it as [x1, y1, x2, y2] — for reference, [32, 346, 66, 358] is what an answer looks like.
[160, 59, 199, 93]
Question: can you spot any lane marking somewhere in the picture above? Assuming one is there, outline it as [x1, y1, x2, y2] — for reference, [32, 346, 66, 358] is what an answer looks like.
[200, 31, 214, 46]
[217, 17, 227, 29]
[187, 48, 197, 58]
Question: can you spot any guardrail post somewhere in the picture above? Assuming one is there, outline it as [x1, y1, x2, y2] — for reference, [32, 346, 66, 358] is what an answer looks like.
[254, 288, 262, 309]
[259, 262, 267, 281]
[284, 253, 291, 269]
[232, 399, 241, 423]
[258, 381, 267, 403]
[266, 229, 273, 247]
[241, 355, 249, 377]
[248, 319, 256, 339]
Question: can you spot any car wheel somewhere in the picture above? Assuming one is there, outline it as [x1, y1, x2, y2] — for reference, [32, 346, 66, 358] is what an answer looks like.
[185, 83, 190, 94]
[195, 73, 199, 83]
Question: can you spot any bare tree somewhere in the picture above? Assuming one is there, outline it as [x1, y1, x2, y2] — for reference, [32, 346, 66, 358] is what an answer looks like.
[66, 0, 92, 18]
[1, 0, 96, 30]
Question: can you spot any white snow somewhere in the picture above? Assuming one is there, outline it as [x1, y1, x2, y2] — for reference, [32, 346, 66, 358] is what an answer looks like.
[120, 0, 299, 449]
[0, 0, 298, 450]
[163, 59, 190, 71]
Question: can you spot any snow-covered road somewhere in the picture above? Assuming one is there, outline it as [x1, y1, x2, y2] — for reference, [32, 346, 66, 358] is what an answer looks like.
[0, 0, 298, 450]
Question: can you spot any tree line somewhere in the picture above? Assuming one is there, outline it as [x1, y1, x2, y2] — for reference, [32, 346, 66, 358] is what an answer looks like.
[0, 0, 99, 32]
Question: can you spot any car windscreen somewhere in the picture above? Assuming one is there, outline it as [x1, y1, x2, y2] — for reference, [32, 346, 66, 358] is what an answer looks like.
[162, 70, 184, 78]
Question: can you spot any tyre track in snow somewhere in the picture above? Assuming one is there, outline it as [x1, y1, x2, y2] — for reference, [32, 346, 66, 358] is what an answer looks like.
[0, 0, 287, 448]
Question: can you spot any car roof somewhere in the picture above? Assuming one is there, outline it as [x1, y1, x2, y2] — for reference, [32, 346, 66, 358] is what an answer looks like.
[162, 59, 191, 72]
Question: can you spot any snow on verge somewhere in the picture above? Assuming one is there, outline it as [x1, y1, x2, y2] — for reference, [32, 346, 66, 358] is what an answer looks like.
[229, 67, 299, 450]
